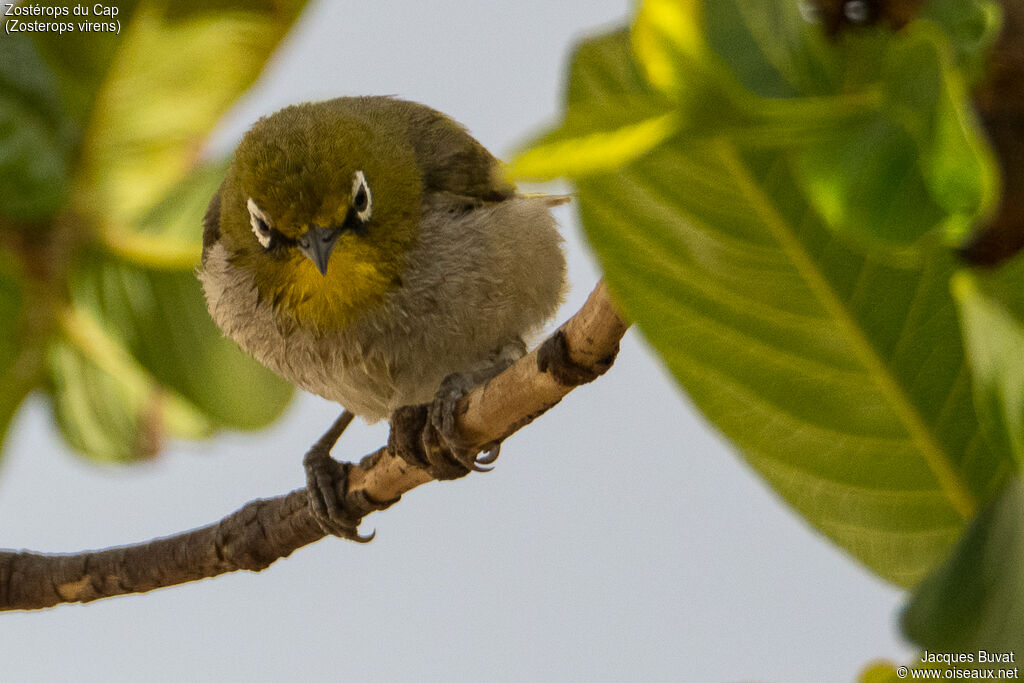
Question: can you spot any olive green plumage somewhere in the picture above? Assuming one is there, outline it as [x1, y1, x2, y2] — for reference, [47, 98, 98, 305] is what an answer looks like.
[199, 96, 566, 421]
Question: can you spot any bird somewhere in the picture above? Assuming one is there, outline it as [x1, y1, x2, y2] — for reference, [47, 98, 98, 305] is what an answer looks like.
[198, 96, 566, 538]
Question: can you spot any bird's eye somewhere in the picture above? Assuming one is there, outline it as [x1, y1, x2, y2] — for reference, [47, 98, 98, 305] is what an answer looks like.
[247, 197, 274, 249]
[352, 170, 372, 222]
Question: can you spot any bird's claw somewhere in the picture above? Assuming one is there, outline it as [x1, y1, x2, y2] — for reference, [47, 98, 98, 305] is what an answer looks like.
[390, 341, 524, 480]
[389, 373, 502, 480]
[303, 444, 374, 542]
[417, 372, 499, 479]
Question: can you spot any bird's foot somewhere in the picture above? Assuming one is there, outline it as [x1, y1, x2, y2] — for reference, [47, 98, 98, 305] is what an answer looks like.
[303, 412, 375, 542]
[422, 371, 501, 479]
[390, 339, 524, 480]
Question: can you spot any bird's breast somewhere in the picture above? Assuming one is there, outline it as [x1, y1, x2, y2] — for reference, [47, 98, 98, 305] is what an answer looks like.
[197, 193, 566, 421]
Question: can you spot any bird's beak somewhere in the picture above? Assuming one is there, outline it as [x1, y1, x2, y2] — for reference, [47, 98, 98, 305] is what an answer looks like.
[297, 225, 341, 276]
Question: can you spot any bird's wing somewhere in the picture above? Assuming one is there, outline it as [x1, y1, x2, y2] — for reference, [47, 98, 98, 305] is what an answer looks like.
[201, 183, 223, 263]
[370, 97, 516, 202]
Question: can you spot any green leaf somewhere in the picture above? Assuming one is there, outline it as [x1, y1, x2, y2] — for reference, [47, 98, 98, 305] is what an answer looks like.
[0, 253, 27, 387]
[48, 307, 213, 463]
[625, 0, 999, 255]
[511, 25, 878, 183]
[0, 251, 32, 453]
[512, 106, 677, 181]
[70, 252, 293, 431]
[101, 160, 228, 269]
[74, 0, 306, 241]
[953, 253, 1024, 468]
[518, 3, 998, 255]
[919, 0, 1002, 83]
[546, 27, 1010, 585]
[699, 0, 839, 97]
[512, 29, 679, 180]
[48, 337, 155, 463]
[794, 25, 997, 255]
[903, 477, 1024, 651]
[630, 0, 706, 95]
[578, 139, 1009, 586]
[25, 1, 142, 127]
[0, 33, 74, 221]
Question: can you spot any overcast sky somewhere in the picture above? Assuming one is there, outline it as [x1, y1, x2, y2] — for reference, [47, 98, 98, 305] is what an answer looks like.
[0, 1, 915, 680]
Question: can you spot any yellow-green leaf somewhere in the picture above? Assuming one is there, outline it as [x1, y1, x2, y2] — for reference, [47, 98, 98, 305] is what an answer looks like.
[632, 0, 706, 94]
[49, 308, 213, 462]
[100, 160, 228, 268]
[73, 0, 306, 250]
[513, 111, 676, 181]
[954, 253, 1024, 468]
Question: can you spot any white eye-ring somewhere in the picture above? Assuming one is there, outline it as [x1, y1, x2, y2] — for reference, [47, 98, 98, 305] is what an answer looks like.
[247, 197, 273, 249]
[352, 170, 372, 222]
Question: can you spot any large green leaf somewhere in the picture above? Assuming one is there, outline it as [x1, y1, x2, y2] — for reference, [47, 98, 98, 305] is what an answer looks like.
[513, 4, 875, 181]
[69, 252, 293, 432]
[73, 0, 306, 260]
[953, 253, 1024, 468]
[578, 143, 1003, 586]
[903, 477, 1024, 651]
[532, 27, 1011, 586]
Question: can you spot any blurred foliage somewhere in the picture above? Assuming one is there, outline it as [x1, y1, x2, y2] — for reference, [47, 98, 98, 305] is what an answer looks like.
[516, 0, 1021, 660]
[903, 476, 1024, 651]
[954, 251, 1024, 469]
[0, 0, 306, 461]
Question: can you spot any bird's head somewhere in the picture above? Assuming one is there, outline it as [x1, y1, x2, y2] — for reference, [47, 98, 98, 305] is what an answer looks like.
[217, 101, 422, 334]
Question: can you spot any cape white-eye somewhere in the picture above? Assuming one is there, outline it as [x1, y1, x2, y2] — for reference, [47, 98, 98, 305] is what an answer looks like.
[199, 96, 566, 537]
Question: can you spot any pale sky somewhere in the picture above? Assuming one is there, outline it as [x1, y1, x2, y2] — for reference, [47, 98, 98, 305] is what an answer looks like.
[0, 1, 915, 680]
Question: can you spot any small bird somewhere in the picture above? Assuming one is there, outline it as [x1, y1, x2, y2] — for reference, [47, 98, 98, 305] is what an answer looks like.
[199, 96, 566, 537]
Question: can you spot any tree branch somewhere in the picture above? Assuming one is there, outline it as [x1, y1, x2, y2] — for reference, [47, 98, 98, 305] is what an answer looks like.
[0, 280, 629, 611]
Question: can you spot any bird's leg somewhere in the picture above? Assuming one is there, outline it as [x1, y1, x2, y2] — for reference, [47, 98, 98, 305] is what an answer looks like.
[422, 338, 527, 479]
[303, 410, 374, 542]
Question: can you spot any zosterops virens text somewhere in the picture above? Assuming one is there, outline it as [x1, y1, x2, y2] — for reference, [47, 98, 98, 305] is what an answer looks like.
[199, 97, 566, 537]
